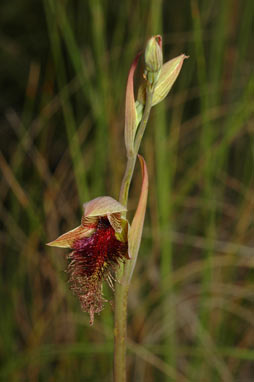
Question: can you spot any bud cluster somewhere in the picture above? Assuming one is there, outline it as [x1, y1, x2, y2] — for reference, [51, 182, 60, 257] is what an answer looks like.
[124, 35, 188, 155]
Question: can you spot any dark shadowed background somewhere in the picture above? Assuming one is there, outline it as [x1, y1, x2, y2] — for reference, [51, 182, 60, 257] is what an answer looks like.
[1, 0, 254, 381]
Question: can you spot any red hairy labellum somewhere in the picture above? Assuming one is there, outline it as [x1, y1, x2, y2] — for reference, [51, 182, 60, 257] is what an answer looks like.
[67, 217, 128, 324]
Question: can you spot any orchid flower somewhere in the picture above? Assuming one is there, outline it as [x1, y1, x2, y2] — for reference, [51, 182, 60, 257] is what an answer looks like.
[47, 197, 129, 325]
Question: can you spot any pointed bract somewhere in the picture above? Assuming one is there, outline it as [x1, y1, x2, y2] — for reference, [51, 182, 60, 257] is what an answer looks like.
[126, 155, 148, 283]
[124, 52, 142, 155]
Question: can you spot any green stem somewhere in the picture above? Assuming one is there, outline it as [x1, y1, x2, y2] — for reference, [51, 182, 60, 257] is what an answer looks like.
[134, 89, 154, 154]
[113, 269, 128, 382]
[119, 153, 136, 208]
[113, 88, 153, 381]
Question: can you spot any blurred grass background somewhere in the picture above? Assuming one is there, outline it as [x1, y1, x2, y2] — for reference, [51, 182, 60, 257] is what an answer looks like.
[1, 0, 254, 381]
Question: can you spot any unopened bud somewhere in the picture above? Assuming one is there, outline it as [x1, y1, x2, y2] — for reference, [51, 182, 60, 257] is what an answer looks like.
[144, 35, 163, 86]
[138, 53, 189, 106]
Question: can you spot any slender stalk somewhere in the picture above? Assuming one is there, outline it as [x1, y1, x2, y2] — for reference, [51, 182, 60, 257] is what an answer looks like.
[134, 89, 154, 155]
[118, 153, 136, 208]
[113, 267, 129, 382]
[113, 88, 154, 381]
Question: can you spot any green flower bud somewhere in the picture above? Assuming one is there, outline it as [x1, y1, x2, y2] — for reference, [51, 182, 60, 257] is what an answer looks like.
[145, 35, 163, 73]
[144, 35, 163, 86]
[138, 54, 189, 106]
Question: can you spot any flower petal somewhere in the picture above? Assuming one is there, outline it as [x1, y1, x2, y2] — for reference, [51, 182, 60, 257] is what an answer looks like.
[127, 155, 148, 281]
[46, 225, 95, 248]
[107, 212, 122, 233]
[83, 196, 127, 218]
[81, 215, 98, 227]
[114, 218, 129, 251]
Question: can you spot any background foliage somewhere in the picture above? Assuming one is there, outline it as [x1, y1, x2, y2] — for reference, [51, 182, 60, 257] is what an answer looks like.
[1, 0, 254, 381]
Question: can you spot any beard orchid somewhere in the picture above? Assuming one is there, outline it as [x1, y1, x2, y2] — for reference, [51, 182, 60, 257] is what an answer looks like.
[47, 197, 129, 325]
[47, 35, 187, 339]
